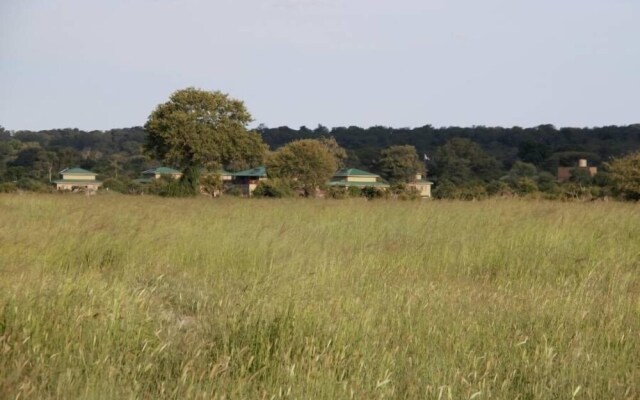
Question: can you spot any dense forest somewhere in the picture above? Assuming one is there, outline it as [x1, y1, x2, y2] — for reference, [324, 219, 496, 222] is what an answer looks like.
[1, 123, 639, 198]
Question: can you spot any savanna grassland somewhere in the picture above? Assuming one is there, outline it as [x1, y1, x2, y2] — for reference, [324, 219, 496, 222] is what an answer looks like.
[0, 195, 638, 399]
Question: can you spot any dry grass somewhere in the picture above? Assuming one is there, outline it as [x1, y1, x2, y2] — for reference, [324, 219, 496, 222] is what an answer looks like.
[0, 194, 638, 399]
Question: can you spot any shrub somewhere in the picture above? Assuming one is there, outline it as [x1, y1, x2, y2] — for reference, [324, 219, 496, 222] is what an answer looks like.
[390, 184, 420, 200]
[199, 174, 223, 197]
[434, 180, 487, 200]
[0, 182, 18, 193]
[605, 151, 640, 201]
[252, 180, 294, 198]
[102, 178, 128, 193]
[486, 180, 513, 197]
[16, 178, 51, 193]
[326, 186, 348, 199]
[224, 186, 244, 197]
[360, 186, 385, 199]
[127, 181, 146, 195]
[347, 186, 362, 198]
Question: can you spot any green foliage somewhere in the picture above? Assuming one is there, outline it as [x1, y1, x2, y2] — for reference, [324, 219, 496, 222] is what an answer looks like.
[319, 137, 348, 168]
[486, 180, 513, 197]
[142, 176, 191, 197]
[145, 88, 266, 172]
[378, 145, 423, 184]
[224, 186, 244, 197]
[360, 186, 385, 199]
[346, 186, 362, 198]
[199, 173, 224, 197]
[126, 181, 146, 195]
[0, 182, 17, 193]
[102, 178, 129, 193]
[16, 178, 51, 193]
[144, 87, 266, 197]
[569, 168, 594, 186]
[514, 177, 539, 195]
[159, 181, 193, 198]
[517, 141, 551, 165]
[178, 165, 200, 196]
[390, 184, 421, 201]
[434, 138, 501, 185]
[508, 161, 538, 178]
[537, 172, 558, 193]
[606, 151, 640, 200]
[325, 186, 348, 199]
[434, 179, 488, 200]
[266, 139, 337, 196]
[252, 179, 294, 198]
[3, 121, 640, 197]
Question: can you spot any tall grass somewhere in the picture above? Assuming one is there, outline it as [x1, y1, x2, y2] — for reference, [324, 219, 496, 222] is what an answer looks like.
[0, 194, 638, 399]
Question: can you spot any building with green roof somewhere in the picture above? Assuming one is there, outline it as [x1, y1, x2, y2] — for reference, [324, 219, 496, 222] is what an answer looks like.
[134, 166, 183, 184]
[231, 166, 268, 196]
[328, 168, 390, 189]
[53, 167, 102, 192]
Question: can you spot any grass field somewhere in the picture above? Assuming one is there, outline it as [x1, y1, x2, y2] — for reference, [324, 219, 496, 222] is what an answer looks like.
[0, 194, 638, 399]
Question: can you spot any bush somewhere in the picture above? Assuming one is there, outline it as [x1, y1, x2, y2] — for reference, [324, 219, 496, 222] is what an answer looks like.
[605, 151, 640, 201]
[224, 186, 244, 197]
[434, 180, 487, 200]
[390, 184, 420, 200]
[16, 178, 51, 193]
[252, 180, 294, 198]
[396, 189, 420, 201]
[515, 177, 538, 195]
[143, 176, 193, 197]
[199, 174, 223, 197]
[486, 180, 513, 197]
[102, 178, 129, 193]
[0, 182, 18, 193]
[127, 181, 146, 195]
[360, 186, 385, 199]
[347, 186, 362, 198]
[159, 180, 193, 198]
[326, 186, 348, 199]
[537, 172, 558, 193]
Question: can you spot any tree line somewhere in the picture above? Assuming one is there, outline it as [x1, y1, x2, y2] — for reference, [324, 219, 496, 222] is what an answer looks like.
[1, 88, 639, 200]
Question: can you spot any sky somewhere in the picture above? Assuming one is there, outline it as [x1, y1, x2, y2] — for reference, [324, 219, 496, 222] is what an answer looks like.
[1, 0, 639, 131]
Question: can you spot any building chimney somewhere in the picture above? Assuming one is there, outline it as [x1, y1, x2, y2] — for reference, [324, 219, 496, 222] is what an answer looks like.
[415, 173, 422, 181]
[578, 159, 588, 168]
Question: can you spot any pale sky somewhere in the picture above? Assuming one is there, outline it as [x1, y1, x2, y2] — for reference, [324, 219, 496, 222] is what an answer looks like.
[1, 0, 638, 131]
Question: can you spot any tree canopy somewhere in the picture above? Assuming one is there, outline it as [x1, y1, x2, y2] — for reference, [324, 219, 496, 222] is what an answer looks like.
[606, 151, 640, 200]
[433, 138, 501, 185]
[266, 139, 337, 196]
[144, 88, 266, 171]
[378, 145, 424, 183]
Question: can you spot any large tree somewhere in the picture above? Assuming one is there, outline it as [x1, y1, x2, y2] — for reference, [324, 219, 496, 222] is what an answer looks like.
[606, 151, 640, 200]
[144, 88, 267, 193]
[378, 145, 424, 183]
[266, 139, 337, 196]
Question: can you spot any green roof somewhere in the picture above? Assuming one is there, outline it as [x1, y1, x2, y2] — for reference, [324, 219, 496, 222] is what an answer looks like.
[333, 168, 380, 178]
[142, 167, 182, 175]
[232, 166, 267, 177]
[59, 167, 97, 175]
[328, 180, 389, 188]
